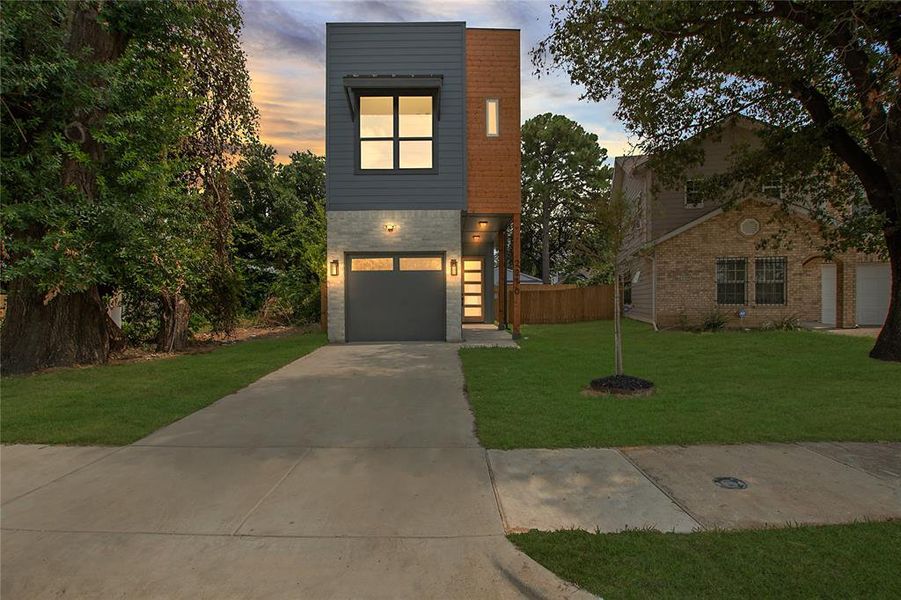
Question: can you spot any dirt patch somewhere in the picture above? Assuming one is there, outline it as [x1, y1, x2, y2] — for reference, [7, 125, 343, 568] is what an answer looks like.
[108, 325, 319, 365]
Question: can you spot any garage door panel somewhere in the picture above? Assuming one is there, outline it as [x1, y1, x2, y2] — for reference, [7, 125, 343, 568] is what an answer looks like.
[856, 263, 890, 326]
[346, 254, 445, 342]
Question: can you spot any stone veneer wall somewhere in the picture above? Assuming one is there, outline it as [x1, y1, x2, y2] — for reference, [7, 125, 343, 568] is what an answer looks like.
[652, 202, 863, 329]
[327, 209, 463, 342]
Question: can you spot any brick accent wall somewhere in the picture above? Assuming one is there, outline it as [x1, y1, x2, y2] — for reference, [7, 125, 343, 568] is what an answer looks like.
[651, 203, 866, 329]
[326, 209, 463, 342]
[466, 29, 520, 214]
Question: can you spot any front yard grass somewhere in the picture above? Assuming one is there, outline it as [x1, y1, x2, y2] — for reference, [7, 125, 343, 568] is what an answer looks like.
[460, 320, 901, 448]
[1, 332, 326, 445]
[510, 521, 901, 599]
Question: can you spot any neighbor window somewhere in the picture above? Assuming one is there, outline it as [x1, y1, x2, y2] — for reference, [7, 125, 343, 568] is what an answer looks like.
[685, 179, 704, 208]
[716, 257, 747, 304]
[486, 98, 499, 137]
[755, 257, 787, 304]
[359, 94, 434, 170]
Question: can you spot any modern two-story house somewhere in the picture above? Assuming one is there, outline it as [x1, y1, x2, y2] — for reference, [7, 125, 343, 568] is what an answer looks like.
[325, 22, 521, 342]
[614, 118, 891, 330]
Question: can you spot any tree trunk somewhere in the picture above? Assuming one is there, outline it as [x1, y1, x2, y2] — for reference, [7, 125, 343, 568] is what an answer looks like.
[0, 279, 109, 375]
[870, 228, 901, 361]
[613, 269, 623, 375]
[157, 293, 191, 353]
[1, 5, 129, 374]
[541, 196, 551, 283]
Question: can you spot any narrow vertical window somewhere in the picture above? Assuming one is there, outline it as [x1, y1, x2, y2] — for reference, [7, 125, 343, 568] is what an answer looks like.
[486, 98, 499, 137]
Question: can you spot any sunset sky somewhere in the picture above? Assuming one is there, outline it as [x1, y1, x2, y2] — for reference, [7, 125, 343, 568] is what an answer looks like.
[240, 0, 632, 162]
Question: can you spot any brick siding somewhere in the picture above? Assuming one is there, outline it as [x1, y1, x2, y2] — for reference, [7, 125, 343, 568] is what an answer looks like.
[651, 202, 873, 329]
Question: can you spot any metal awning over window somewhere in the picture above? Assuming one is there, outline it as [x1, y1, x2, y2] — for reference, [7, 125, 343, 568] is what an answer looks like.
[343, 74, 443, 120]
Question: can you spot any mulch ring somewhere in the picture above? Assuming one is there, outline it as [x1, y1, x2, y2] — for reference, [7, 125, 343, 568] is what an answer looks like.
[582, 374, 655, 397]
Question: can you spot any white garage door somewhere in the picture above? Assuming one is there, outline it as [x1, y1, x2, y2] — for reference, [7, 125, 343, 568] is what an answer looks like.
[856, 263, 890, 326]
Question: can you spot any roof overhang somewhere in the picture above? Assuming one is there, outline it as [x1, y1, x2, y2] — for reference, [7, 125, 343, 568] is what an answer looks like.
[343, 74, 444, 121]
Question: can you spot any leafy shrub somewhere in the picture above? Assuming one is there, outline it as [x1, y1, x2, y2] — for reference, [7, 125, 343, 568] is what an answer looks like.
[702, 309, 729, 331]
[762, 315, 802, 331]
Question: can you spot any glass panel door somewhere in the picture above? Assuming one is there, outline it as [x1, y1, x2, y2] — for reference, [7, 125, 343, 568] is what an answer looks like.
[462, 257, 484, 322]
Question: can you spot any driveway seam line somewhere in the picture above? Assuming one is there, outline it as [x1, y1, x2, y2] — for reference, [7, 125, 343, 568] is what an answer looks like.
[230, 448, 314, 536]
[0, 445, 126, 507]
[615, 448, 706, 532]
[483, 448, 511, 533]
[0, 526, 505, 541]
[793, 442, 892, 482]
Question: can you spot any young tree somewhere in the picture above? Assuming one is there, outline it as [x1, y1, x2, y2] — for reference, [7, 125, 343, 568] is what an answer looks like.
[535, 0, 901, 361]
[577, 190, 642, 377]
[521, 114, 611, 282]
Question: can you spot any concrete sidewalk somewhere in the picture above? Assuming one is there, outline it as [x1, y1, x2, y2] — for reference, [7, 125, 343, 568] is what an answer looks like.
[1, 344, 591, 600]
[489, 442, 901, 533]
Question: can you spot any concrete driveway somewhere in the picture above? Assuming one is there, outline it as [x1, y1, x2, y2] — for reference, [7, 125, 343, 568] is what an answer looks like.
[1, 344, 590, 599]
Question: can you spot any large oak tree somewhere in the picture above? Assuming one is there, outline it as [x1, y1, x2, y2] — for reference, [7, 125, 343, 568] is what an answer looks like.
[535, 0, 901, 361]
[1, 0, 256, 373]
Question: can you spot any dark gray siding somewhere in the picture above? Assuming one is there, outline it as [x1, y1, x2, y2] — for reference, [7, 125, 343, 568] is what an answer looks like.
[326, 23, 466, 211]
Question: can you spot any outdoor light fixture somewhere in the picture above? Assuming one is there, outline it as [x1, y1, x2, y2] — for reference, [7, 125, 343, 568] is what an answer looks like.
[330, 260, 339, 276]
[385, 223, 396, 233]
[478, 220, 488, 228]
[450, 259, 458, 276]
[472, 234, 480, 241]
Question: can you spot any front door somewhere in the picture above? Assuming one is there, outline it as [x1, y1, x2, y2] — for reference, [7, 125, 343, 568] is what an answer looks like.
[462, 257, 484, 323]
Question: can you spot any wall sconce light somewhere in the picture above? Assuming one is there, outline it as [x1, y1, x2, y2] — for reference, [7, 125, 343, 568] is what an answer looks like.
[385, 223, 396, 233]
[478, 220, 488, 228]
[329, 260, 339, 276]
[450, 259, 458, 276]
[472, 234, 481, 241]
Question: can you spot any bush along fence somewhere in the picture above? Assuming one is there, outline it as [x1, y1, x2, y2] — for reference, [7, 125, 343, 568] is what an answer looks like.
[497, 284, 614, 324]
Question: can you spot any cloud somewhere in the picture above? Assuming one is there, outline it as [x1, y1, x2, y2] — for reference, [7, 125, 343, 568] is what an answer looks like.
[240, 0, 630, 159]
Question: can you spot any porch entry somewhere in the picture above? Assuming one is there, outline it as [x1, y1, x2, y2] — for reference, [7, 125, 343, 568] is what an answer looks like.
[463, 257, 485, 322]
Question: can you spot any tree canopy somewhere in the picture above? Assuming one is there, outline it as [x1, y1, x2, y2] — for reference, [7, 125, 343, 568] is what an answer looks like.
[535, 0, 901, 361]
[520, 113, 611, 283]
[0, 0, 258, 372]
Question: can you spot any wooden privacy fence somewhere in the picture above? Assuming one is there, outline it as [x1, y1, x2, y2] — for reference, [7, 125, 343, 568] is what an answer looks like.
[497, 284, 614, 324]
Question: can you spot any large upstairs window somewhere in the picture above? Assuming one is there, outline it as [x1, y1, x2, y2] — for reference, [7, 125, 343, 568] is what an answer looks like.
[359, 94, 434, 171]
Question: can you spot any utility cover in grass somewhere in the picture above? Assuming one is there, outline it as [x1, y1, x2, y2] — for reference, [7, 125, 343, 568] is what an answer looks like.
[585, 375, 655, 397]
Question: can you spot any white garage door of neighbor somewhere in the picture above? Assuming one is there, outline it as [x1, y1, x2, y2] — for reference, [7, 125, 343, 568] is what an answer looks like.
[856, 263, 890, 326]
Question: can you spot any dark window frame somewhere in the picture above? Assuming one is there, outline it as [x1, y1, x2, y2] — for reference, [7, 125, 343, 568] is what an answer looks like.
[755, 256, 787, 305]
[716, 257, 747, 305]
[356, 90, 438, 174]
[685, 179, 704, 208]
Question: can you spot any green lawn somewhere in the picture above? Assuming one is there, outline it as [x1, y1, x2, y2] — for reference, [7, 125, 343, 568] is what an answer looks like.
[510, 522, 901, 599]
[460, 320, 901, 448]
[1, 332, 326, 445]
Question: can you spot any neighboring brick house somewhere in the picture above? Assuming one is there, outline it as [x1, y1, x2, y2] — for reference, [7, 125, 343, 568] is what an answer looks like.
[613, 119, 891, 329]
[325, 23, 522, 342]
